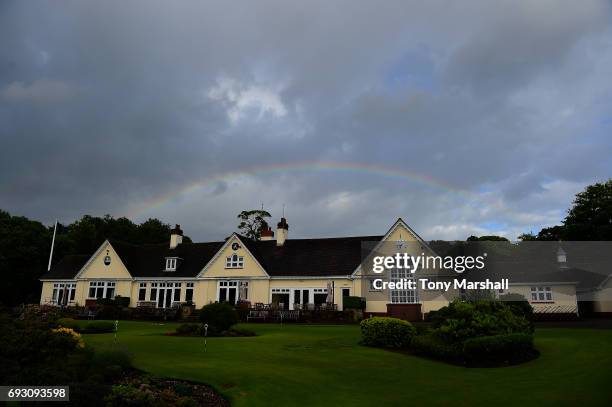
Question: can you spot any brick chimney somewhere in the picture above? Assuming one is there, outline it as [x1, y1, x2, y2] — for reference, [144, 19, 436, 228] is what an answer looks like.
[170, 224, 183, 249]
[260, 221, 274, 241]
[276, 217, 289, 246]
[557, 245, 568, 269]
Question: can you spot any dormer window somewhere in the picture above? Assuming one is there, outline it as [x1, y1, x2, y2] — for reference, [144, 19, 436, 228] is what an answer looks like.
[165, 257, 178, 271]
[225, 254, 244, 268]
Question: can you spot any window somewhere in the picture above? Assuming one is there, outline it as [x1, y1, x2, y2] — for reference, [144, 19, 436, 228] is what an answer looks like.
[150, 283, 158, 301]
[185, 282, 194, 303]
[368, 279, 382, 291]
[219, 280, 246, 304]
[138, 283, 147, 301]
[390, 268, 418, 304]
[88, 281, 115, 299]
[530, 286, 553, 302]
[174, 283, 182, 303]
[52, 282, 76, 305]
[147, 282, 183, 308]
[165, 257, 177, 271]
[225, 254, 244, 268]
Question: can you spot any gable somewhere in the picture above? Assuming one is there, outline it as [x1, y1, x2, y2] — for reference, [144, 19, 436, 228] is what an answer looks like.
[77, 241, 132, 280]
[353, 218, 436, 277]
[200, 235, 268, 278]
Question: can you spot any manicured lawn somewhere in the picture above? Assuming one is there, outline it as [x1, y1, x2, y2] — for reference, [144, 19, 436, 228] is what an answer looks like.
[83, 322, 612, 406]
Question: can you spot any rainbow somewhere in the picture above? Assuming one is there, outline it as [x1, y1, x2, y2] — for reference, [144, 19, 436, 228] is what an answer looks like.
[126, 161, 472, 218]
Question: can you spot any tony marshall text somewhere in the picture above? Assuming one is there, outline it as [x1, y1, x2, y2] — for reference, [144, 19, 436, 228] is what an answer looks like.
[371, 278, 509, 291]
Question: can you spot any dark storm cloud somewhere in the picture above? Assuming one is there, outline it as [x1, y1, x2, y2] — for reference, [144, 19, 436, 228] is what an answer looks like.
[1, 0, 611, 240]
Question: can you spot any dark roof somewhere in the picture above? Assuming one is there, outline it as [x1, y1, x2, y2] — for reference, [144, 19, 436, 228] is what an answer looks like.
[39, 235, 384, 279]
[246, 235, 383, 277]
[110, 240, 224, 278]
[41, 255, 90, 279]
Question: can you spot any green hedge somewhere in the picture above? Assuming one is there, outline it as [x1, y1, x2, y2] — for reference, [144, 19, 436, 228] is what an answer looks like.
[82, 321, 115, 334]
[57, 317, 81, 332]
[410, 334, 460, 360]
[175, 323, 202, 336]
[343, 296, 366, 310]
[462, 333, 535, 366]
[96, 296, 130, 307]
[360, 317, 416, 348]
[200, 302, 238, 333]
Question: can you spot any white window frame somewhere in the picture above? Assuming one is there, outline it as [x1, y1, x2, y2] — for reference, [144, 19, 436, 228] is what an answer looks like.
[138, 282, 147, 301]
[147, 281, 183, 308]
[225, 254, 244, 269]
[530, 286, 553, 302]
[87, 281, 116, 299]
[217, 280, 247, 304]
[52, 282, 76, 305]
[389, 268, 418, 304]
[165, 257, 178, 271]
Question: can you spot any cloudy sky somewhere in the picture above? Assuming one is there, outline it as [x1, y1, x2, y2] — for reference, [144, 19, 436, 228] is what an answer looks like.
[1, 0, 611, 241]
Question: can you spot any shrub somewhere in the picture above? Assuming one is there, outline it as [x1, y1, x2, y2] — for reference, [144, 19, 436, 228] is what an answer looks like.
[410, 334, 460, 360]
[431, 300, 533, 344]
[343, 296, 366, 310]
[411, 300, 537, 366]
[199, 303, 238, 332]
[113, 296, 131, 307]
[224, 327, 256, 337]
[499, 293, 534, 321]
[175, 323, 201, 336]
[360, 317, 416, 348]
[462, 333, 535, 366]
[82, 321, 115, 334]
[57, 317, 81, 332]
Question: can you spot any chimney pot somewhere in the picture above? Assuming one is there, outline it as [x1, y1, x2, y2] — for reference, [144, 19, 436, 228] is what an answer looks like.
[276, 217, 289, 246]
[170, 224, 184, 249]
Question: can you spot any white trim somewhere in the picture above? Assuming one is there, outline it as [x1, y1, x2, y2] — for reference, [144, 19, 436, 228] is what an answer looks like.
[197, 233, 270, 278]
[73, 240, 134, 280]
[40, 279, 77, 282]
[351, 218, 437, 277]
[165, 257, 179, 271]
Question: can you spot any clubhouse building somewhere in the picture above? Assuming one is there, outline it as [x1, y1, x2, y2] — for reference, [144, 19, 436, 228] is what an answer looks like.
[39, 218, 612, 319]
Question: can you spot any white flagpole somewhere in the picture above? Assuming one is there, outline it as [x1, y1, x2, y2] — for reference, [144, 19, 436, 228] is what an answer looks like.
[47, 220, 58, 271]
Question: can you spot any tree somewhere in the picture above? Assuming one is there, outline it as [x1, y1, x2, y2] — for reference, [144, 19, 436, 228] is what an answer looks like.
[518, 179, 612, 241]
[237, 210, 271, 240]
[467, 235, 509, 241]
[0, 210, 192, 305]
[563, 180, 612, 240]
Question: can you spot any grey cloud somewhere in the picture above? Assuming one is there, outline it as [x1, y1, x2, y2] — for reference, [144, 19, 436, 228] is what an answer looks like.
[0, 0, 611, 241]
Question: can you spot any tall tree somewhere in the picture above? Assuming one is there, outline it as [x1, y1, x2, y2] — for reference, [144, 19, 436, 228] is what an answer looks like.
[519, 179, 612, 241]
[0, 211, 192, 305]
[563, 180, 612, 240]
[237, 210, 271, 240]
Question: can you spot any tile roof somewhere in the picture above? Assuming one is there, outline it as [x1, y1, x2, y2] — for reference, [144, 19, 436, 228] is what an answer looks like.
[40, 235, 384, 279]
[40, 255, 90, 279]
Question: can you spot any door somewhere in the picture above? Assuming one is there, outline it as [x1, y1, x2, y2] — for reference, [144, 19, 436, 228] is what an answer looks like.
[158, 289, 165, 308]
[165, 288, 172, 308]
[341, 288, 350, 310]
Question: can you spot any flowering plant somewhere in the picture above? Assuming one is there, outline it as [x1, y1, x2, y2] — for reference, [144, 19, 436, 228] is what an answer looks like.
[51, 327, 85, 349]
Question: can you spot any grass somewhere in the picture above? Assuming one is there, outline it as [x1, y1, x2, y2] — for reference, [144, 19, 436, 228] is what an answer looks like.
[83, 322, 612, 406]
